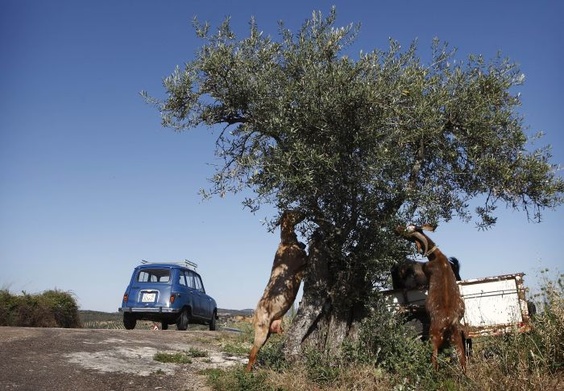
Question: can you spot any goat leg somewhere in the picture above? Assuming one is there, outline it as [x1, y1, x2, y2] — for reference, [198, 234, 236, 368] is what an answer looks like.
[430, 331, 443, 371]
[246, 321, 270, 372]
[431, 347, 439, 371]
[452, 327, 467, 373]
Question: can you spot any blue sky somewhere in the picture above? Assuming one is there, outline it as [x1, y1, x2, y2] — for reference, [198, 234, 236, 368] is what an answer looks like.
[1, 1, 562, 312]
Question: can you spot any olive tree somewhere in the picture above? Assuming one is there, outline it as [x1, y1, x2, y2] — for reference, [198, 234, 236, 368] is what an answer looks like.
[144, 8, 564, 360]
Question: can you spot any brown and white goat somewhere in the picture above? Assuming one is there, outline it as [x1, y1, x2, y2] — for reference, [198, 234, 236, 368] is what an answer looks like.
[246, 210, 308, 372]
[396, 224, 466, 372]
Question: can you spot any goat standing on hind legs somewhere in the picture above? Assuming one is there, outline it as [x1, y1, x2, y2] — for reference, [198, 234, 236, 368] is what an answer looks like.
[246, 210, 308, 372]
[396, 224, 467, 373]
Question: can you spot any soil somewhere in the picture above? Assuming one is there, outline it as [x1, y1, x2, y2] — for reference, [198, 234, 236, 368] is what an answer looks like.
[0, 326, 247, 391]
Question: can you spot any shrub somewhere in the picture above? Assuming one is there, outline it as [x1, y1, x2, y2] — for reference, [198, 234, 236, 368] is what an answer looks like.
[529, 270, 564, 372]
[0, 289, 16, 325]
[251, 333, 289, 372]
[0, 289, 81, 328]
[41, 289, 81, 328]
[344, 296, 432, 377]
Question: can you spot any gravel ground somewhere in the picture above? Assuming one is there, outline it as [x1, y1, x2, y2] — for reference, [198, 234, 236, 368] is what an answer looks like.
[0, 326, 247, 391]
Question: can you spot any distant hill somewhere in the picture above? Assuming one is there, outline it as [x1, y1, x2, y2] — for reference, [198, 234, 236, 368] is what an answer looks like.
[79, 310, 122, 324]
[217, 308, 254, 317]
[79, 308, 253, 325]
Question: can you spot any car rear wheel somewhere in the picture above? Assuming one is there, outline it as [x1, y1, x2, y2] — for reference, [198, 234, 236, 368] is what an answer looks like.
[161, 322, 169, 330]
[123, 313, 136, 330]
[176, 308, 190, 330]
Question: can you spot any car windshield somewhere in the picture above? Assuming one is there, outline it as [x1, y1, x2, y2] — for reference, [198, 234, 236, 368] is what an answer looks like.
[137, 268, 171, 283]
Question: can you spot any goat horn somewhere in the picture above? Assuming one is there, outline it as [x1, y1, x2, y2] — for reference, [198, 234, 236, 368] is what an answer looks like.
[410, 231, 429, 255]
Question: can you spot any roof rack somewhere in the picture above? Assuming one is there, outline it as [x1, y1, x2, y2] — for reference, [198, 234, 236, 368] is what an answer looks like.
[141, 259, 198, 270]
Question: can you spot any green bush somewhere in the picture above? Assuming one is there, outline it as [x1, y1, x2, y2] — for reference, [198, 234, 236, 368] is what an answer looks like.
[0, 289, 16, 325]
[345, 296, 432, 376]
[253, 334, 289, 372]
[530, 271, 564, 372]
[41, 289, 81, 328]
[0, 289, 81, 328]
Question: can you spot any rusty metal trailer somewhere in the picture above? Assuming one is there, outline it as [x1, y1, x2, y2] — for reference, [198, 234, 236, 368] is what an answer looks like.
[381, 273, 533, 339]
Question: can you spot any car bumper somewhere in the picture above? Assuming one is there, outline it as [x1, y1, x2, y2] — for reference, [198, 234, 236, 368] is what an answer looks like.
[118, 307, 180, 314]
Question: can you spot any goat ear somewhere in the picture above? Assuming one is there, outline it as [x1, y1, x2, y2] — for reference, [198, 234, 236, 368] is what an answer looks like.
[421, 224, 437, 232]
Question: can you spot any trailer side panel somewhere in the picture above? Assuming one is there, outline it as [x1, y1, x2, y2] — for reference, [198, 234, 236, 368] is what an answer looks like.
[381, 273, 532, 339]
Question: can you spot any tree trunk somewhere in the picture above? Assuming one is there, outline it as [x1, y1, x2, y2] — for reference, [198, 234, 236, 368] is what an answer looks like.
[282, 230, 367, 361]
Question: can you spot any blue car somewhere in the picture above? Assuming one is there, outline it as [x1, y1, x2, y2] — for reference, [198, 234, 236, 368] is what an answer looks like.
[119, 262, 218, 330]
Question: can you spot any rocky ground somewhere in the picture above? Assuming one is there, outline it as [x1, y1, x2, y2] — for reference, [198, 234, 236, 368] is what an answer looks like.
[0, 326, 248, 391]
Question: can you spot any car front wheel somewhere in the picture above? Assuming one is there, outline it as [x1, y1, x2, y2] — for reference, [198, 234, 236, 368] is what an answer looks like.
[209, 311, 217, 331]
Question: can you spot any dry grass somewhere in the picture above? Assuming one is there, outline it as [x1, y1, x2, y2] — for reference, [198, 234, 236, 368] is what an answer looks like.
[264, 365, 396, 391]
[205, 272, 564, 391]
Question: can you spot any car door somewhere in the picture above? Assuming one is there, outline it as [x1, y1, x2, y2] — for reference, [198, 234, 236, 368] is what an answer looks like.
[184, 270, 207, 318]
[193, 272, 214, 319]
[181, 270, 200, 317]
[174, 269, 190, 309]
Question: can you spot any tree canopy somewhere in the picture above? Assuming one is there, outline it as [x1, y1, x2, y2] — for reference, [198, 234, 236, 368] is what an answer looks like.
[147, 9, 562, 230]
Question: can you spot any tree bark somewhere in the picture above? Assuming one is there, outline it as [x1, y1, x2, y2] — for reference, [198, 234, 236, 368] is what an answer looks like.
[282, 229, 366, 361]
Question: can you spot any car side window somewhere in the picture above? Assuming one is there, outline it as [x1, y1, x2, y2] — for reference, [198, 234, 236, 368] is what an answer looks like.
[185, 270, 196, 289]
[194, 274, 205, 293]
[178, 271, 187, 286]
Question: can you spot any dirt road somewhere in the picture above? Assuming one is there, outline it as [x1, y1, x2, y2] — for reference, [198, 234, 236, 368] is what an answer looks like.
[0, 326, 247, 391]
